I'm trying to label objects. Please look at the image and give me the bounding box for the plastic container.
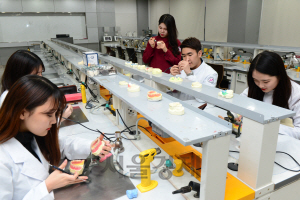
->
[126,189,138,199]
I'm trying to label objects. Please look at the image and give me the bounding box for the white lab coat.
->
[178,60,218,87]
[0,90,8,108]
[241,80,300,139]
[0,134,93,200]
[178,60,218,102]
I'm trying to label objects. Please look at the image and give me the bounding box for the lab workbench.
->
[55,103,193,200]
[45,40,235,199]
[53,102,300,200]
[48,38,293,124]
[52,102,300,200]
[44,39,300,200]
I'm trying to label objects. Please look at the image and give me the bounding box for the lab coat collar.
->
[193,58,205,73]
[3,137,49,181]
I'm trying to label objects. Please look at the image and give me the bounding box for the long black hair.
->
[1,50,45,93]
[158,14,180,56]
[247,51,291,109]
[0,75,65,166]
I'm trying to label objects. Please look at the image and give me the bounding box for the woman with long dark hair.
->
[0,75,111,199]
[1,50,44,93]
[143,14,181,73]
[241,51,300,139]
[0,50,72,120]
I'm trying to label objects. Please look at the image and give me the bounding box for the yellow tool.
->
[242,60,250,64]
[80,84,87,103]
[137,148,161,193]
[172,159,184,177]
[125,73,131,77]
[137,114,255,200]
[111,105,116,111]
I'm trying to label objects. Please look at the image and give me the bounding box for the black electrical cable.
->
[62,109,152,140]
[62,117,112,142]
[122,125,152,135]
[106,124,150,136]
[164,67,172,73]
[120,124,135,132]
[85,100,103,109]
[216,53,224,61]
[84,76,98,99]
[106,107,116,116]
[64,68,97,100]
[60,66,98,102]
[121,136,137,140]
[119,122,152,136]
[275,151,300,172]
[229,150,300,172]
[116,109,134,135]
[68,69,80,83]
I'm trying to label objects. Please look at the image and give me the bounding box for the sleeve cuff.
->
[186,75,197,82]
[23,181,53,200]
[40,181,53,198]
[59,135,93,160]
[164,49,172,58]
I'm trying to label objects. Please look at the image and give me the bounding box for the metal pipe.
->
[135,117,148,140]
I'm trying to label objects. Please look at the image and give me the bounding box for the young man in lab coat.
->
[170,37,218,87]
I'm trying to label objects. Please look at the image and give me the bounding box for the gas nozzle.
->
[154,148,161,155]
[172,186,191,194]
[172,181,200,198]
[189,181,200,198]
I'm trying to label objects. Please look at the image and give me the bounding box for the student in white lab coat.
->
[0,50,72,120]
[170,37,218,103]
[0,75,112,200]
[241,51,300,139]
[170,37,218,87]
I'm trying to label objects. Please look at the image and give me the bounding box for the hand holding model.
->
[45,160,88,192]
[91,134,113,162]
[148,37,156,48]
[178,60,191,74]
[156,41,168,53]
[170,65,181,75]
[61,104,73,121]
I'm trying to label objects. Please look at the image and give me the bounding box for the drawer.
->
[237,72,247,83]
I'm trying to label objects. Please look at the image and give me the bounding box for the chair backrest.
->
[126,48,137,62]
[117,46,125,59]
[207,63,224,88]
